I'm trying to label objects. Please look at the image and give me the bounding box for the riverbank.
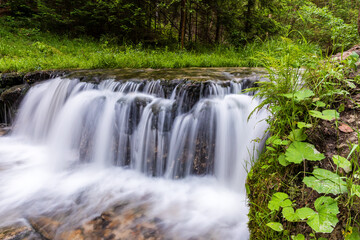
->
[247,45,360,239]
[0,19,319,73]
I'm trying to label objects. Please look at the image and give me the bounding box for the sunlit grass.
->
[0,21,320,73]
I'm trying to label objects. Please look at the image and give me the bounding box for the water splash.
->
[0,76,268,239]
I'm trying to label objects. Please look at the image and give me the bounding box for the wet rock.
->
[0,73,25,88]
[0,84,29,104]
[28,203,165,240]
[0,84,30,123]
[29,217,61,240]
[0,223,43,240]
[332,45,360,60]
[24,71,66,85]
[0,126,10,136]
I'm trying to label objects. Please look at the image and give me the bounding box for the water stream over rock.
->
[0,69,268,239]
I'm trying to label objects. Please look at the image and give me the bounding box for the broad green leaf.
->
[306,196,339,233]
[332,155,352,173]
[266,222,284,232]
[294,89,315,101]
[281,89,314,101]
[273,139,290,146]
[268,192,292,211]
[351,184,360,198]
[279,154,291,167]
[296,207,316,220]
[315,101,326,107]
[292,234,305,240]
[297,122,313,129]
[288,129,307,142]
[309,110,339,121]
[282,206,299,222]
[303,168,347,194]
[285,142,325,164]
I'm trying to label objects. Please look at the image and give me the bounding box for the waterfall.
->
[0,75,268,239]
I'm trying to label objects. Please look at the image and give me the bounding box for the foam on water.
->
[0,77,268,239]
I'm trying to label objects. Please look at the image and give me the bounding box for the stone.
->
[29,217,61,239]
[28,203,165,240]
[0,73,24,88]
[24,71,61,85]
[0,84,29,105]
[0,223,43,240]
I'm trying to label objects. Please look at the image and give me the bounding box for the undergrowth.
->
[247,38,360,239]
[0,19,319,72]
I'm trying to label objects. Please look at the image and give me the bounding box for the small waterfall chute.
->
[0,74,268,239]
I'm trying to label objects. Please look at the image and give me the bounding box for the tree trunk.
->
[358,6,360,37]
[215,12,221,44]
[245,0,255,34]
[180,0,186,49]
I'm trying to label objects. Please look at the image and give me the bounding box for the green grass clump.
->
[0,20,319,73]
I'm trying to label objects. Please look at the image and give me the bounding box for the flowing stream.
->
[0,74,268,239]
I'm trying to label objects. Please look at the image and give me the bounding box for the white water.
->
[0,77,268,239]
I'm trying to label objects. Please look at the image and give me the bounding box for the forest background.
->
[1,0,360,54]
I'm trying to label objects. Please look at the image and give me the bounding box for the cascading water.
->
[0,74,268,239]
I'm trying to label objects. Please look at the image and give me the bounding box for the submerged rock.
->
[27,203,164,240]
[0,223,43,240]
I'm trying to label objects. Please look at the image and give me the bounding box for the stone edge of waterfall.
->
[0,68,267,125]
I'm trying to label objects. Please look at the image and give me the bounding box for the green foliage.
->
[303,168,348,194]
[292,234,305,240]
[2,0,359,52]
[249,36,360,239]
[351,184,360,198]
[309,109,340,121]
[332,155,352,173]
[289,2,359,53]
[306,196,339,233]
[281,89,315,101]
[288,129,307,142]
[285,142,325,164]
[345,227,360,240]
[267,191,340,233]
[0,20,321,72]
[297,122,312,129]
[268,192,292,211]
[296,207,315,220]
[266,222,284,232]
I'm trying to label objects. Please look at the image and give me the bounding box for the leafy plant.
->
[309,109,340,121]
[332,155,352,173]
[285,142,325,164]
[303,168,348,194]
[267,192,340,233]
[306,196,339,233]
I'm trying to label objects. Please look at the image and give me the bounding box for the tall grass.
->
[0,20,320,72]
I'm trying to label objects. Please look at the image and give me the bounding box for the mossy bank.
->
[247,44,360,240]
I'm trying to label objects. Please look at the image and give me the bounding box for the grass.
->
[0,20,320,73]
